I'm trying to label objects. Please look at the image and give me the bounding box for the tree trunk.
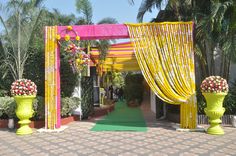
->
[17,11,21,79]
[199,42,209,77]
[219,52,225,77]
[225,57,231,82]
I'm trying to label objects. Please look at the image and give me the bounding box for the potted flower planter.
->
[11,79,37,135]
[14,95,36,135]
[203,92,226,135]
[201,76,228,135]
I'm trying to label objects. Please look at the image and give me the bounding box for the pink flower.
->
[11,79,37,96]
[200,76,228,93]
[64,42,90,73]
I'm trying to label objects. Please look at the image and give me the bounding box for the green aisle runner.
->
[91,101,147,132]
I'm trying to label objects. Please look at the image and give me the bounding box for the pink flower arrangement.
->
[64,43,90,73]
[200,76,228,93]
[11,79,37,96]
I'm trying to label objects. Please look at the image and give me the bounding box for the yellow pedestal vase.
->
[14,96,36,135]
[203,92,227,135]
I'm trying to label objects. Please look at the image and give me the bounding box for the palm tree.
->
[49,9,77,26]
[75,0,118,70]
[195,0,236,80]
[131,0,236,82]
[0,0,45,80]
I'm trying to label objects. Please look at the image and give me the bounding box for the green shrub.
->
[61,97,79,117]
[33,96,45,120]
[0,89,8,97]
[0,97,16,119]
[60,52,77,97]
[223,93,236,114]
[81,77,94,119]
[223,80,236,114]
[0,95,84,120]
[33,96,81,119]
[124,73,144,104]
[24,48,45,96]
[197,89,206,114]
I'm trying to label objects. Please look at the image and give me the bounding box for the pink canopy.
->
[57,24,129,40]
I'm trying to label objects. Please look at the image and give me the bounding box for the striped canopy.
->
[90,42,140,72]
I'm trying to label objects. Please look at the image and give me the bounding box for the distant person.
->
[118,87,124,101]
[108,85,113,100]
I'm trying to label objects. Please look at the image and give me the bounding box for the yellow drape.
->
[126,22,197,129]
[45,26,58,129]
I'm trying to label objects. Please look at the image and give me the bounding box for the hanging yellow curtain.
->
[126,22,197,129]
[45,26,58,129]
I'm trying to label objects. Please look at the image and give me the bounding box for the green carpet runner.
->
[91,101,147,132]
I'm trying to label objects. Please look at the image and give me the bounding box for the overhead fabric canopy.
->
[90,42,140,72]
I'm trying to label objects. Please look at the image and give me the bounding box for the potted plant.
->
[4,98,16,129]
[201,76,228,135]
[11,79,37,135]
[0,96,16,129]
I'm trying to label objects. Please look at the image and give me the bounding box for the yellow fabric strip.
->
[45,26,57,129]
[126,22,197,129]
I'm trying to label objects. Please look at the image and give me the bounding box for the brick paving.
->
[0,99,236,156]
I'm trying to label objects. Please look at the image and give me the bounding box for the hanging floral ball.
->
[200,76,228,93]
[11,79,37,96]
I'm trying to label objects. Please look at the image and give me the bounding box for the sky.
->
[43,0,157,23]
[0,0,158,40]
[42,0,158,42]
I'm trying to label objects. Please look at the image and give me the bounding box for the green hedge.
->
[0,96,80,120]
[81,76,94,119]
[0,97,16,119]
[124,73,144,105]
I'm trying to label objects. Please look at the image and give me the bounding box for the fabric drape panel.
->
[126,22,197,129]
[45,26,59,129]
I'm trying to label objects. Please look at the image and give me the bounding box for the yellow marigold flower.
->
[76,36,80,41]
[56,34,61,40]
[65,34,70,41]
[76,59,81,63]
[67,26,73,31]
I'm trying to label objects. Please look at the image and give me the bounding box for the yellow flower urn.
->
[203,92,226,135]
[14,96,36,135]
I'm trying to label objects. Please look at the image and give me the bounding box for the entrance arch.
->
[44,22,196,130]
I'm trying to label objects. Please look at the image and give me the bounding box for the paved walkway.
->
[0,99,236,156]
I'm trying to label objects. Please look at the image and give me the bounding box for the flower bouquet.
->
[200,76,228,93]
[201,76,228,135]
[11,79,37,135]
[11,79,37,96]
[64,43,90,75]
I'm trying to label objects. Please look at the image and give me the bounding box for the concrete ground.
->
[0,99,236,156]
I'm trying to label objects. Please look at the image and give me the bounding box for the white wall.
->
[150,90,156,113]
[229,63,236,86]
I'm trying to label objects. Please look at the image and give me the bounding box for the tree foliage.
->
[133,0,236,83]
[0,0,44,80]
